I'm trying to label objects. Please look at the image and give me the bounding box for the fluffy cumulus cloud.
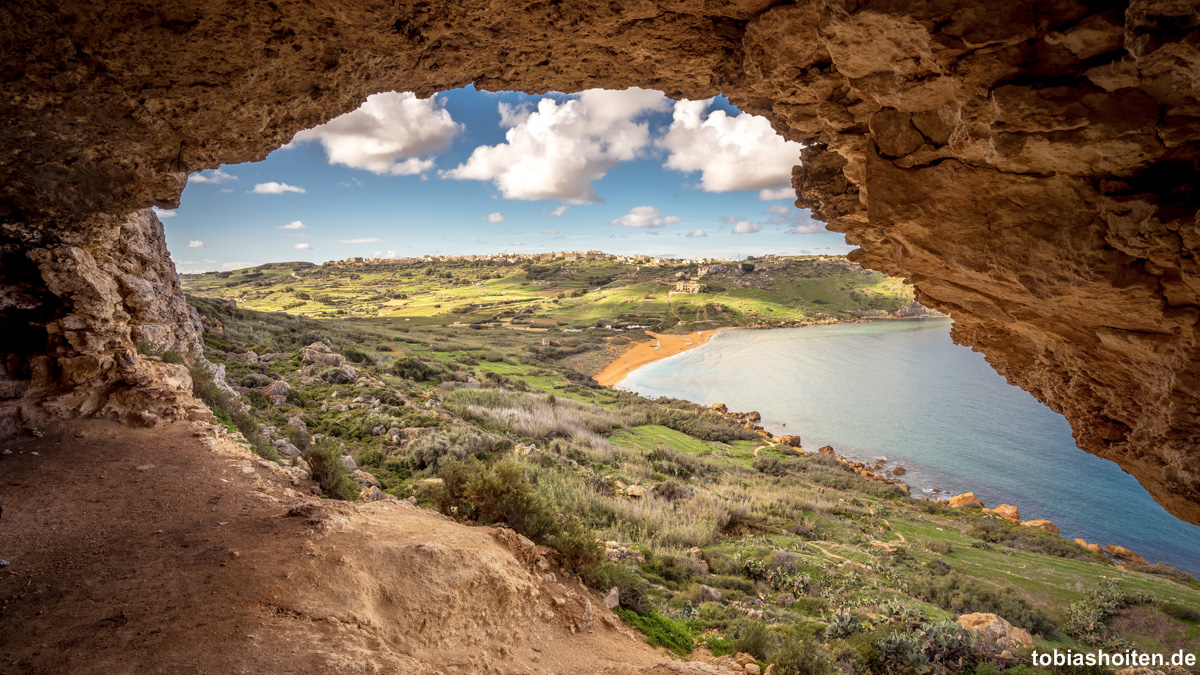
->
[758,187,796,201]
[292,92,460,176]
[190,168,237,184]
[485,212,504,223]
[732,220,763,234]
[610,206,682,229]
[685,229,707,238]
[548,205,569,217]
[251,182,305,194]
[276,220,306,230]
[444,87,670,203]
[294,243,313,250]
[187,240,205,248]
[659,99,802,199]
[153,208,176,218]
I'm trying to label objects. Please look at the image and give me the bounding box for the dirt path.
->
[0,419,687,674]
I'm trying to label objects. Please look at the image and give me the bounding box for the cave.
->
[1,0,1198,526]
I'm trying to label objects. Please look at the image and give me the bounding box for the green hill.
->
[181,254,923,331]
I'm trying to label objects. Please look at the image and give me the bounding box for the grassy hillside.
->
[171,297,1200,675]
[181,255,918,332]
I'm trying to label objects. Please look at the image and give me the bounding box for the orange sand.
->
[593,328,728,388]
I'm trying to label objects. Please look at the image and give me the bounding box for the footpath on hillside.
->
[0,419,732,674]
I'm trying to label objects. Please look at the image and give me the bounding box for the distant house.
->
[675,280,705,293]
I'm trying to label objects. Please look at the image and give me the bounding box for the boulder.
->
[269,395,287,406]
[340,455,358,470]
[891,466,907,476]
[710,403,728,413]
[949,492,984,508]
[989,504,1021,522]
[1103,544,1148,565]
[818,445,835,456]
[323,364,357,384]
[359,486,389,502]
[266,380,290,397]
[957,613,1034,653]
[225,351,259,364]
[1021,519,1060,536]
[776,434,802,448]
[1074,538,1104,554]
[273,439,302,459]
[352,469,382,489]
[747,411,761,422]
[625,485,646,499]
[603,587,620,610]
[302,347,346,367]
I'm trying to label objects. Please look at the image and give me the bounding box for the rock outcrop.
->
[1,0,1199,523]
[1104,544,1149,565]
[949,492,984,509]
[1021,519,1061,536]
[957,612,1035,652]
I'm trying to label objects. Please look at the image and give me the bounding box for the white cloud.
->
[787,223,826,234]
[292,92,460,176]
[759,187,796,201]
[610,206,681,229]
[761,204,828,234]
[732,221,763,234]
[659,99,802,195]
[153,208,176,218]
[251,182,306,194]
[294,243,313,250]
[190,168,237,184]
[276,220,307,230]
[443,87,670,203]
[549,205,569,217]
[331,238,383,244]
[221,262,252,270]
[541,228,560,235]
[187,240,205,248]
[765,204,790,216]
[685,229,707,238]
[485,212,504,223]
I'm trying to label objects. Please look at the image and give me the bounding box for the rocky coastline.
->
[705,399,1162,573]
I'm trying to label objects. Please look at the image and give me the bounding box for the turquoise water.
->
[620,318,1200,574]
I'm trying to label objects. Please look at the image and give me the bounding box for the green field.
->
[181,255,920,332]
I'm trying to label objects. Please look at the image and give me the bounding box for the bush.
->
[433,458,603,576]
[1141,563,1198,585]
[825,613,863,640]
[302,437,361,501]
[772,637,835,675]
[908,572,1055,636]
[1160,601,1200,622]
[753,456,788,476]
[1064,579,1128,644]
[615,609,695,655]
[919,537,953,554]
[389,355,440,381]
[342,347,376,365]
[727,618,776,662]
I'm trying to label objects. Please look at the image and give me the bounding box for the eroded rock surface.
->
[1,0,1198,521]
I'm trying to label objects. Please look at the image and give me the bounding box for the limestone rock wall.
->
[0,209,204,432]
[0,0,1197,522]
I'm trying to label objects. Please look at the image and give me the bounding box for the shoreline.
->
[593,315,948,389]
[593,328,731,388]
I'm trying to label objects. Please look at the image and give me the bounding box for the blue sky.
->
[163,86,853,273]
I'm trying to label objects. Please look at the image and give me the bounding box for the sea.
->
[619,317,1200,575]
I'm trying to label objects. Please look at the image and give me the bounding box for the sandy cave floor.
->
[0,419,721,675]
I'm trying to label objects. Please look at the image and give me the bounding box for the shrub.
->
[1160,601,1200,622]
[753,456,788,476]
[772,637,835,675]
[136,342,185,364]
[615,609,696,655]
[1064,579,1128,644]
[727,618,776,662]
[302,437,361,501]
[908,572,1055,636]
[872,631,929,675]
[389,355,440,381]
[1141,563,1198,585]
[825,613,863,640]
[919,537,953,555]
[342,346,376,365]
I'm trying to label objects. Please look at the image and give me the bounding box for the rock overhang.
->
[0,0,1197,523]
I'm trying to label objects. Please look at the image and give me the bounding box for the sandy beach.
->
[593,328,728,388]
